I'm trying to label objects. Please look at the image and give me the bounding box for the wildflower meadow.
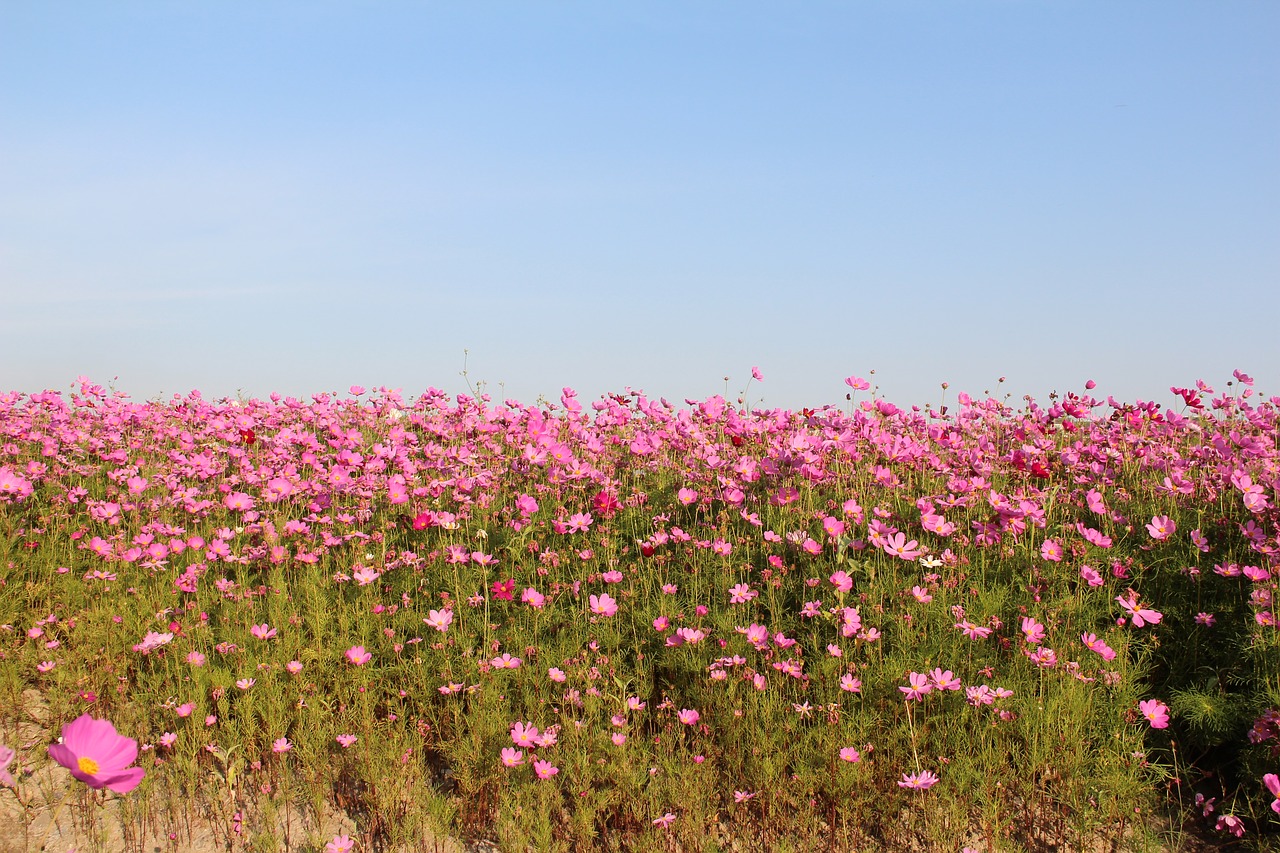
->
[1,373,1278,852]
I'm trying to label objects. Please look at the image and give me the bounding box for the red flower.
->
[238,428,256,445]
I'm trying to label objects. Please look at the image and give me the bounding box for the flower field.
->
[1,373,1278,852]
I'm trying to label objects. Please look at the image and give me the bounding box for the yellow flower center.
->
[77,756,100,775]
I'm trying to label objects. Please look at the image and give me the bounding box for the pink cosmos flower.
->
[521,587,546,609]
[500,747,524,767]
[1263,773,1280,815]
[326,834,356,853]
[511,722,540,748]
[1145,515,1176,541]
[345,646,372,666]
[1139,699,1170,729]
[677,488,698,506]
[1021,617,1046,645]
[565,512,593,533]
[424,609,453,633]
[829,571,854,593]
[883,532,921,561]
[1079,566,1104,587]
[928,669,962,691]
[336,734,358,748]
[533,759,558,779]
[845,376,870,391]
[653,813,676,829]
[677,709,700,726]
[0,744,14,787]
[1215,814,1244,838]
[589,593,618,617]
[899,672,932,701]
[249,624,277,641]
[1116,593,1162,627]
[729,583,757,604]
[47,714,145,793]
[839,747,861,763]
[272,738,292,754]
[898,770,939,790]
[1040,539,1064,562]
[1081,633,1117,661]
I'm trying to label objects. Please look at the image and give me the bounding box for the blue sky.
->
[2,2,1276,410]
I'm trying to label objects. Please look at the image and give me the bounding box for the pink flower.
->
[0,744,15,787]
[1021,617,1046,645]
[250,623,277,641]
[500,747,524,767]
[1215,814,1245,838]
[1081,633,1117,661]
[521,588,546,609]
[1079,566,1104,587]
[511,722,540,748]
[286,660,303,674]
[1116,593,1162,628]
[839,747,861,763]
[589,593,618,617]
[677,709,700,726]
[728,583,757,604]
[1040,539,1063,562]
[47,714,145,793]
[899,672,932,701]
[424,609,453,633]
[336,734,358,748]
[345,646,372,666]
[533,759,558,779]
[272,738,292,754]
[175,702,195,718]
[1145,515,1176,541]
[845,376,870,391]
[652,813,676,829]
[1139,699,1170,729]
[898,770,939,790]
[1263,773,1280,815]
[326,834,356,853]
[829,571,854,593]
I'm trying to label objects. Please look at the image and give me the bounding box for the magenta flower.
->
[424,609,453,633]
[533,759,558,779]
[47,714,145,793]
[1139,699,1170,729]
[326,834,356,853]
[1263,773,1280,815]
[0,744,15,787]
[345,646,372,666]
[676,709,700,726]
[898,770,939,790]
[899,672,932,701]
[589,593,618,618]
[1145,515,1176,541]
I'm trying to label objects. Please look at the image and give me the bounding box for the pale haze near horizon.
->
[2,3,1276,411]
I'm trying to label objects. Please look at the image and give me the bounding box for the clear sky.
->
[2,2,1276,411]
